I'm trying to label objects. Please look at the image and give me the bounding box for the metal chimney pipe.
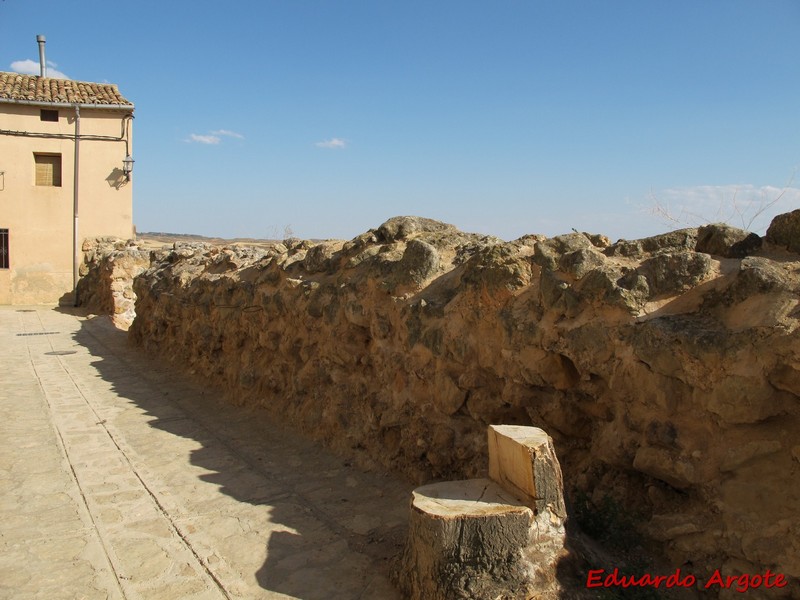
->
[36,35,46,77]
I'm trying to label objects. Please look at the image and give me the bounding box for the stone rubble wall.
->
[78,238,149,329]
[122,215,800,588]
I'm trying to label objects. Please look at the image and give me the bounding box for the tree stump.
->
[396,426,566,600]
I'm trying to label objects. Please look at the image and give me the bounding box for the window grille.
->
[0,229,8,269]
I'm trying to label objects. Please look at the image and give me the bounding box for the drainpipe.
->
[73,105,80,306]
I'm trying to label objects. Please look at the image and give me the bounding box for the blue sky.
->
[3,1,799,241]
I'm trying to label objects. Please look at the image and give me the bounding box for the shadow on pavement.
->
[68,311,410,599]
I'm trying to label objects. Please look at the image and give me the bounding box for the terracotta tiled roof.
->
[0,71,133,108]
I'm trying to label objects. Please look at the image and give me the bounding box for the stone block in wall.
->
[766,209,800,254]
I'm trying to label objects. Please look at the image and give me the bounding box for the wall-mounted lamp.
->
[122,155,134,181]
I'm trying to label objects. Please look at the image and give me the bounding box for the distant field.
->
[136,231,283,250]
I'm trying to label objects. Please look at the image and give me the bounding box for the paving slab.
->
[0,306,412,599]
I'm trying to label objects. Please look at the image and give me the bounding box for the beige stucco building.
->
[0,71,134,305]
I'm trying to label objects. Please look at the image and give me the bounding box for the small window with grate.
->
[34,153,62,187]
[0,229,8,269]
[40,109,59,122]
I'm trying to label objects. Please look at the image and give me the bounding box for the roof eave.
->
[0,97,134,111]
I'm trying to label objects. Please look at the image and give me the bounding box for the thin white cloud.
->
[647,183,800,234]
[186,129,244,145]
[187,134,221,145]
[315,137,347,149]
[211,129,244,139]
[10,58,70,80]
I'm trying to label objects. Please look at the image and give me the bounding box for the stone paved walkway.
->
[0,306,412,599]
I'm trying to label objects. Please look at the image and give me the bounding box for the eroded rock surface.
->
[78,238,149,329]
[123,214,800,589]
